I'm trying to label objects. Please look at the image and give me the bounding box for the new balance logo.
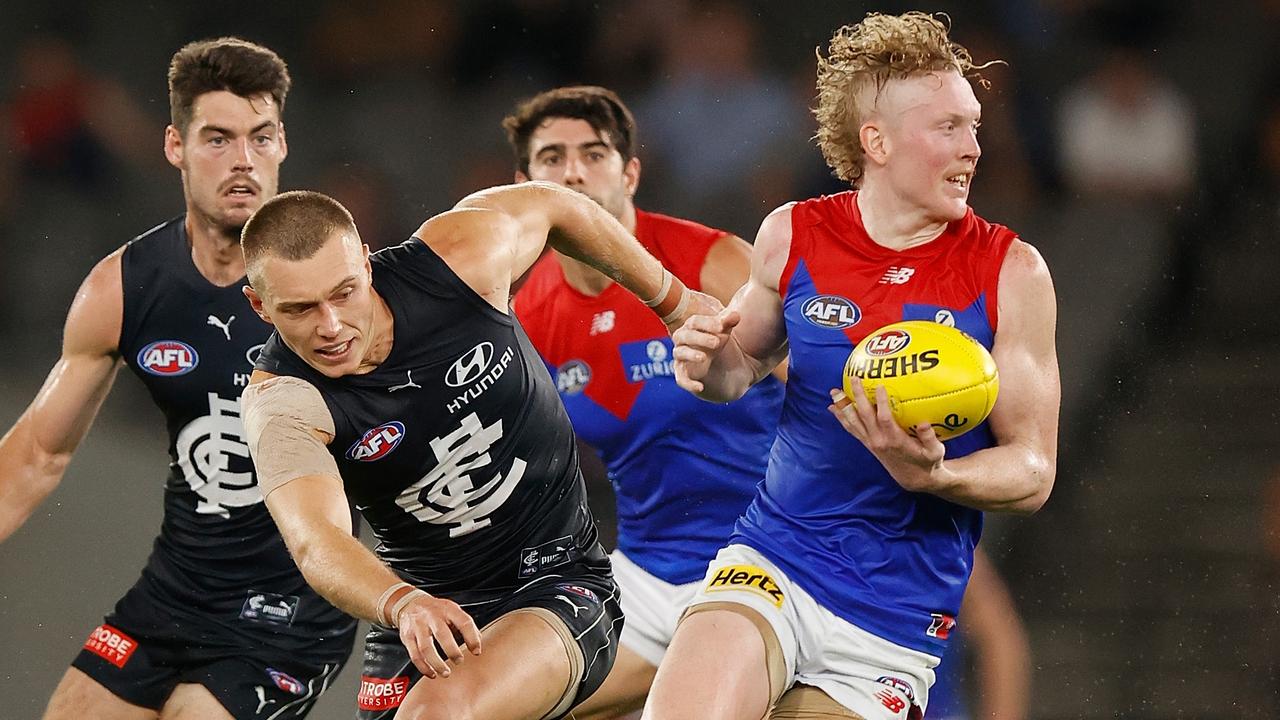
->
[879,267,915,285]
[589,310,616,335]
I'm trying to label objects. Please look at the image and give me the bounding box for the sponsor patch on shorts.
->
[876,676,917,703]
[704,564,785,608]
[358,675,411,711]
[240,591,300,626]
[926,612,956,639]
[555,583,599,604]
[518,535,576,578]
[83,624,138,669]
[267,668,306,696]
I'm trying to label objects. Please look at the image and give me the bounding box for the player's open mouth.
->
[315,339,353,360]
[226,185,256,197]
[946,173,970,190]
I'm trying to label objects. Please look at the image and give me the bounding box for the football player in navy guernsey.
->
[238,183,718,720]
[0,38,355,719]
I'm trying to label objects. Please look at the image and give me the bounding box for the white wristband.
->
[390,589,430,628]
[659,288,691,325]
[375,582,413,626]
[642,269,673,308]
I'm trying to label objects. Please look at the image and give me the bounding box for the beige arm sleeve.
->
[241,376,342,498]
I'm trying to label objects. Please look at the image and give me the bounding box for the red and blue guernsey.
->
[732,191,1016,657]
[515,210,784,585]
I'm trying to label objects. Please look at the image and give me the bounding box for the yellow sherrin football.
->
[842,320,999,441]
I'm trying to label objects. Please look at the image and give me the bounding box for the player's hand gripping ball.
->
[842,320,998,441]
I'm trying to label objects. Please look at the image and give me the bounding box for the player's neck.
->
[856,185,948,251]
[355,289,395,373]
[556,202,636,297]
[185,214,246,287]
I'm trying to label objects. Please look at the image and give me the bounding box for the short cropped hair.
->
[169,37,291,135]
[502,85,638,175]
[815,12,987,185]
[241,190,356,289]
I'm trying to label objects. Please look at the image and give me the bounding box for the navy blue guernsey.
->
[118,217,355,655]
[256,239,609,604]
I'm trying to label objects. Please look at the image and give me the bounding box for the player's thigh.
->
[641,605,777,720]
[43,667,158,720]
[158,683,235,720]
[569,644,658,720]
[396,608,572,720]
[769,685,867,720]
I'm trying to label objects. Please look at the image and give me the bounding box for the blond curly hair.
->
[815,12,985,185]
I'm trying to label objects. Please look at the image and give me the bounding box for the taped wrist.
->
[376,582,429,627]
[643,269,689,322]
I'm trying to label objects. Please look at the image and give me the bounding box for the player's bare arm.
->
[673,204,792,402]
[830,240,1059,513]
[699,233,790,385]
[242,371,482,678]
[421,181,720,328]
[0,251,124,542]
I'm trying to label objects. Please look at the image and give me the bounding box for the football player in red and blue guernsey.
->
[506,86,785,719]
[648,12,1060,720]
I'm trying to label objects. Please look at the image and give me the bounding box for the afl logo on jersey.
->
[865,329,911,356]
[556,360,591,395]
[138,340,199,376]
[346,421,405,462]
[446,342,494,387]
[801,295,861,329]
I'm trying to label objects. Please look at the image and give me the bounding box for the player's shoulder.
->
[755,201,799,252]
[999,237,1053,287]
[788,190,855,224]
[960,207,1020,246]
[637,209,728,246]
[121,215,186,258]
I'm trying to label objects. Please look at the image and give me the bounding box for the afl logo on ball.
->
[864,329,911,356]
[138,340,199,376]
[346,422,405,462]
[801,295,861,329]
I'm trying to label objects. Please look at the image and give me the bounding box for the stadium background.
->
[1,1,1277,717]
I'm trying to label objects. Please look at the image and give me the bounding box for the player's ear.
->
[163,125,184,169]
[860,120,888,167]
[623,156,641,198]
[243,284,272,324]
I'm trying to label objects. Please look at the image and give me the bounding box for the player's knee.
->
[674,605,768,663]
[394,697,464,720]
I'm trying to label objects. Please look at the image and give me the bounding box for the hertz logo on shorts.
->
[705,565,785,607]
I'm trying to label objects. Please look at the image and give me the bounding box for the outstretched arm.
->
[242,373,482,679]
[415,181,719,329]
[0,252,123,541]
[671,204,792,402]
[829,239,1059,513]
[699,233,789,384]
